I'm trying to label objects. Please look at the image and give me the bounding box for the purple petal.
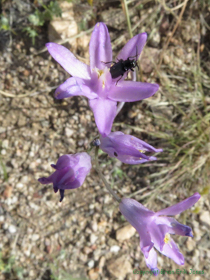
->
[89,98,117,136]
[148,222,169,251]
[46,43,90,79]
[155,237,185,266]
[108,81,159,102]
[89,22,112,71]
[53,167,75,187]
[54,155,79,170]
[59,189,65,202]
[156,193,201,216]
[116,155,157,164]
[144,248,159,276]
[100,132,162,164]
[54,77,97,100]
[101,132,162,154]
[38,176,53,185]
[156,217,193,237]
[120,198,154,256]
[117,33,147,61]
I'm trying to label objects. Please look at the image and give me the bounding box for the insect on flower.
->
[104,47,139,84]
[46,23,159,136]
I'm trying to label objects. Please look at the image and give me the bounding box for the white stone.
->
[65,127,74,137]
[90,234,98,244]
[88,260,94,268]
[16,182,24,189]
[31,234,39,241]
[199,211,210,226]
[48,1,78,49]
[110,245,120,253]
[116,224,136,242]
[8,224,17,234]
[1,149,6,155]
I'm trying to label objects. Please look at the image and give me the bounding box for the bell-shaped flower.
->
[38,152,92,202]
[46,22,159,136]
[119,192,201,275]
[99,131,162,164]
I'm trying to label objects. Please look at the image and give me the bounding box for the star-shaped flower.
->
[119,192,201,275]
[46,22,159,136]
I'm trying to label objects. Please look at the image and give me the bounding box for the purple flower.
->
[38,152,91,202]
[46,22,159,136]
[99,131,162,164]
[119,193,201,275]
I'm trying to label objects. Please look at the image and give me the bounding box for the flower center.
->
[164,233,170,244]
[164,233,173,248]
[96,69,104,78]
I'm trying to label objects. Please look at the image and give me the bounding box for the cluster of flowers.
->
[38,22,200,275]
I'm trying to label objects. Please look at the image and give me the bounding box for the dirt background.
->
[0,0,209,280]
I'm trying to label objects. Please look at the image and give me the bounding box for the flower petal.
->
[156,217,193,237]
[108,81,159,102]
[119,198,154,256]
[148,222,169,251]
[89,98,117,136]
[38,175,53,185]
[54,154,79,170]
[156,237,185,266]
[54,77,98,100]
[144,248,159,276]
[115,155,157,164]
[99,131,162,164]
[156,193,201,216]
[116,33,147,61]
[46,43,91,79]
[89,22,112,71]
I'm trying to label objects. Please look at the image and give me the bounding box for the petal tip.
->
[151,268,159,276]
[45,42,54,49]
[186,232,193,238]
[194,192,201,200]
[38,177,49,184]
[141,32,148,39]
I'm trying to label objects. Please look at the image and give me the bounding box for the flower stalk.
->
[94,146,121,203]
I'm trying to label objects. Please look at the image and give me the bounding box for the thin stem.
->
[123,0,133,38]
[95,147,121,203]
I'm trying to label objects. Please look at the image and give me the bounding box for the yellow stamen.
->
[164,233,170,244]
[164,233,173,248]
[97,69,104,78]
[139,150,145,153]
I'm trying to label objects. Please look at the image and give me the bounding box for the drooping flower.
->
[46,22,159,136]
[99,131,162,164]
[38,152,92,202]
[119,193,201,275]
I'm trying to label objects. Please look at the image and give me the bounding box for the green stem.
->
[123,0,133,38]
[95,147,121,203]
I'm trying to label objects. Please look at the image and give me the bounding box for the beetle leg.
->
[115,75,123,85]
[101,60,116,65]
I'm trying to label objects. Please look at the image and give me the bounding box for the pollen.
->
[139,150,145,153]
[97,69,104,78]
[164,233,173,248]
[102,81,105,89]
[164,233,170,244]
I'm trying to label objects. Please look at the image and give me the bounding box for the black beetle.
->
[104,48,139,84]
